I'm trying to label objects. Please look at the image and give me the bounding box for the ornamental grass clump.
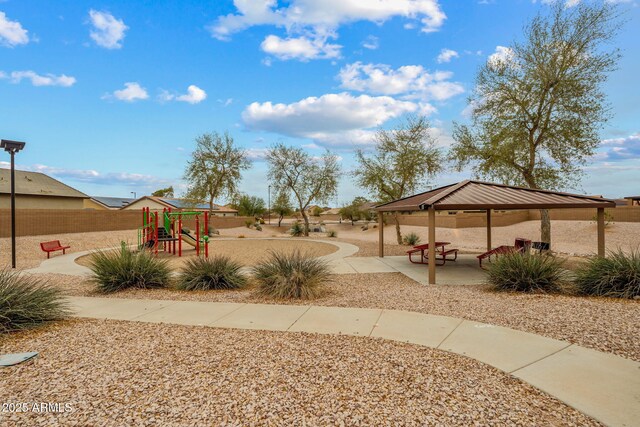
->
[486,252,571,294]
[290,221,305,237]
[88,245,171,293]
[402,232,421,246]
[574,249,640,299]
[0,269,70,334]
[252,250,330,299]
[326,230,338,238]
[176,256,247,291]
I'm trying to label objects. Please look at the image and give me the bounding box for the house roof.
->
[625,196,640,200]
[91,196,136,209]
[320,208,341,215]
[127,196,238,212]
[0,169,88,199]
[375,180,616,212]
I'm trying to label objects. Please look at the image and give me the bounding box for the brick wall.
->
[0,209,254,237]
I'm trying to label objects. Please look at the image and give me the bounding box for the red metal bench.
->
[40,240,71,258]
[477,237,531,266]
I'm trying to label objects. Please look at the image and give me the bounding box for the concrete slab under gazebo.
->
[374,180,616,285]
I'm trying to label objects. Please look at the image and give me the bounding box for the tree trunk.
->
[278,215,283,227]
[393,212,402,244]
[540,209,551,246]
[301,210,310,236]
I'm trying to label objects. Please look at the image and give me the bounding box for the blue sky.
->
[1,0,639,205]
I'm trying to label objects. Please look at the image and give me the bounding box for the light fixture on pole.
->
[131,191,137,199]
[268,185,271,225]
[1,139,26,269]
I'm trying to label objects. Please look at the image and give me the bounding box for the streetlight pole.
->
[268,185,271,225]
[131,191,137,199]
[1,139,26,269]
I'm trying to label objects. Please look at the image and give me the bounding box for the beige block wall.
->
[83,199,109,210]
[0,195,86,210]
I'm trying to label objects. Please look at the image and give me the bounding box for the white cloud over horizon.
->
[104,82,149,102]
[597,132,640,161]
[2,70,76,87]
[338,62,464,103]
[0,11,29,47]
[89,10,128,49]
[159,85,207,104]
[210,0,446,60]
[436,48,459,63]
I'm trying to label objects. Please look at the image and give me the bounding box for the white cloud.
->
[362,35,379,50]
[0,11,29,47]
[104,82,149,102]
[598,132,640,161]
[210,0,445,60]
[338,62,464,102]
[4,70,76,87]
[261,33,341,61]
[89,10,128,49]
[487,45,515,68]
[242,92,419,149]
[160,85,207,104]
[436,48,459,63]
[0,162,169,187]
[245,148,270,161]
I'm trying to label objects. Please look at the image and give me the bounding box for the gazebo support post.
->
[597,208,605,257]
[428,207,436,285]
[486,209,492,251]
[378,213,384,257]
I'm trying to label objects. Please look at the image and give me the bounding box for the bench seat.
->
[40,240,71,259]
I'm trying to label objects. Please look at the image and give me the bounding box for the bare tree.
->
[266,143,340,236]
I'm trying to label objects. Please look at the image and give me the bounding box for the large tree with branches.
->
[450,2,623,244]
[266,143,340,236]
[354,115,443,244]
[184,132,251,216]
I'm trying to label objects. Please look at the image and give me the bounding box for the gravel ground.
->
[42,273,640,362]
[75,239,338,268]
[0,319,599,426]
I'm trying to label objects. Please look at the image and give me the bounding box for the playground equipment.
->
[138,207,209,257]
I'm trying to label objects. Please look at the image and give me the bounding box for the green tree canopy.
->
[184,132,251,215]
[449,2,623,243]
[354,115,443,244]
[152,186,174,198]
[271,190,293,227]
[233,194,266,218]
[266,143,340,236]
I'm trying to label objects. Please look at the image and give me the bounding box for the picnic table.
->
[407,242,459,265]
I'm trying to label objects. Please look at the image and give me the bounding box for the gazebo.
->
[374,180,616,285]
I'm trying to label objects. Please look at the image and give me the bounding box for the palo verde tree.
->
[266,143,340,236]
[450,2,623,244]
[184,132,251,216]
[271,190,293,227]
[354,116,443,244]
[233,194,266,218]
[152,186,174,198]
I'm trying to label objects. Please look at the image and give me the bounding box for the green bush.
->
[326,230,337,238]
[574,250,640,299]
[245,219,253,229]
[252,250,331,299]
[486,252,571,293]
[290,221,305,237]
[176,256,247,291]
[0,269,69,333]
[254,223,263,231]
[88,245,171,293]
[402,232,421,246]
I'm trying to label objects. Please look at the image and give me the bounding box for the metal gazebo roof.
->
[374,180,616,212]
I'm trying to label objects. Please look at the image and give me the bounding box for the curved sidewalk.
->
[67,296,639,427]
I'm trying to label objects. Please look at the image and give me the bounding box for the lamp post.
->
[131,191,137,199]
[1,139,26,269]
[268,185,271,225]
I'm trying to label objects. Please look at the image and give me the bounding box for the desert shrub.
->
[252,250,330,299]
[486,252,571,293]
[402,232,421,246]
[258,218,265,224]
[0,270,70,334]
[326,230,338,238]
[574,250,640,299]
[290,221,304,237]
[176,256,247,291]
[88,245,171,293]
[254,223,263,231]
[237,235,246,238]
[245,219,253,229]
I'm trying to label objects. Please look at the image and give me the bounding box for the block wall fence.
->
[0,209,253,238]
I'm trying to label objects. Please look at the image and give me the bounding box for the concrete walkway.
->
[68,296,639,427]
[24,239,485,285]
